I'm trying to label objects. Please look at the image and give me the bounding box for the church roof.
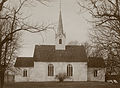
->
[14,57,34,67]
[14,49,105,68]
[33,45,87,62]
[88,57,105,68]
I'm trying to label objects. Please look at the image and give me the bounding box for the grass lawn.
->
[4,82,120,88]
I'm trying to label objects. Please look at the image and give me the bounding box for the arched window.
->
[23,69,27,77]
[48,64,54,76]
[94,70,98,77]
[59,39,62,44]
[67,64,73,76]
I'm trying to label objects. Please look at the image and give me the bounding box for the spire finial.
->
[60,0,61,12]
[57,0,65,35]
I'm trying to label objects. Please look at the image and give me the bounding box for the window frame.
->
[94,70,98,77]
[59,39,62,44]
[23,69,27,77]
[67,64,73,76]
[48,64,54,76]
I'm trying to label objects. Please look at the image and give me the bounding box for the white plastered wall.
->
[15,62,87,82]
[30,62,87,82]
[87,68,105,82]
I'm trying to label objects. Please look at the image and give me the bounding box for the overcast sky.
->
[16,0,92,57]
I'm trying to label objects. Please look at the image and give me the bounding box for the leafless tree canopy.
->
[0,0,53,88]
[78,0,120,75]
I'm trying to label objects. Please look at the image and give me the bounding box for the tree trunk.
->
[0,69,5,88]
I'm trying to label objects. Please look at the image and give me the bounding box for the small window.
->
[59,39,62,44]
[23,69,27,77]
[67,64,73,76]
[48,64,54,76]
[94,70,98,77]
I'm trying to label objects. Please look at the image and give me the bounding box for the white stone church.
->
[14,10,106,82]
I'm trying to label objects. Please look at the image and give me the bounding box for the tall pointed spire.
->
[57,0,64,35]
[55,0,66,50]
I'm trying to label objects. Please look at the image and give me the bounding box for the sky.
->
[15,0,92,57]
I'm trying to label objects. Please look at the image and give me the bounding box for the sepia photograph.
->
[0,0,120,88]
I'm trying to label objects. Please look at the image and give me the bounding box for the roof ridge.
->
[17,57,33,58]
[35,45,55,46]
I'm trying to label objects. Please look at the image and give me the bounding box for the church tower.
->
[55,1,66,50]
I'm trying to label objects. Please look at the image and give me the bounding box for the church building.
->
[14,8,106,82]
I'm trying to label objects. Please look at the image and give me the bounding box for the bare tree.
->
[0,16,22,87]
[82,42,105,58]
[0,0,7,12]
[78,0,120,75]
[0,0,53,88]
[82,42,93,57]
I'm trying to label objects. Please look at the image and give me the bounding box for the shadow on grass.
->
[4,81,120,88]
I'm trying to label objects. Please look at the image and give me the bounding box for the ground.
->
[4,82,120,88]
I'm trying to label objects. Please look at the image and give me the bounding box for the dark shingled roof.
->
[88,57,105,68]
[33,45,87,62]
[14,57,34,67]
[14,45,87,67]
[14,46,105,68]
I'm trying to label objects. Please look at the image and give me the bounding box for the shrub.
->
[55,73,70,82]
